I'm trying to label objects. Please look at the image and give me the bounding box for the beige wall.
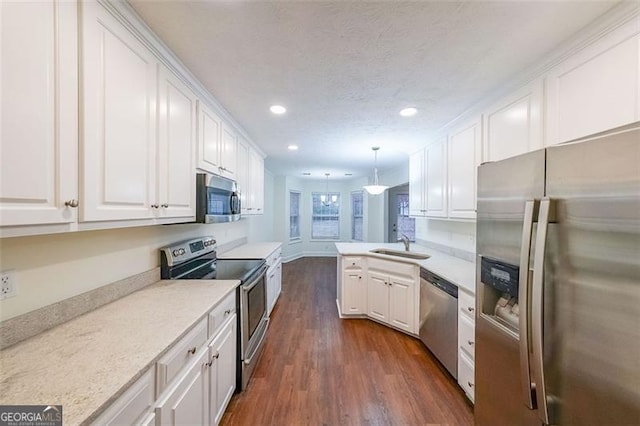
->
[0,218,265,322]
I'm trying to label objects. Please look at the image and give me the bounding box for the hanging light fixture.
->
[321,173,338,206]
[363,147,389,195]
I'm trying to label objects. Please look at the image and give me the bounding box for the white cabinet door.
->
[210,316,236,426]
[425,139,447,218]
[81,0,157,222]
[367,271,389,323]
[220,123,237,179]
[342,269,366,315]
[448,117,481,220]
[409,149,426,216]
[275,261,282,302]
[197,101,222,174]
[483,79,543,162]
[156,349,209,426]
[236,136,250,213]
[266,265,277,315]
[157,66,196,219]
[247,148,264,214]
[546,17,640,145]
[0,0,77,227]
[388,275,415,333]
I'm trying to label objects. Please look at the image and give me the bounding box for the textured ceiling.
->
[129,1,617,180]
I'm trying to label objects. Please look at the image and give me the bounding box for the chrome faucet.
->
[400,234,410,251]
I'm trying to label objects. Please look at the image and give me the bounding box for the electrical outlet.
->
[0,270,16,300]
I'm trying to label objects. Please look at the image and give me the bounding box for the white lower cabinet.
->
[265,246,283,315]
[156,348,209,426]
[90,368,155,425]
[209,316,237,425]
[157,314,237,426]
[367,260,418,334]
[457,288,476,402]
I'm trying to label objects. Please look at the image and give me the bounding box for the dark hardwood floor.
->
[222,257,473,425]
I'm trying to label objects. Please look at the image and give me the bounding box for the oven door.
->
[238,265,269,390]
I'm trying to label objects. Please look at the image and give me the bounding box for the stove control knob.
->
[179,249,186,255]
[173,249,180,256]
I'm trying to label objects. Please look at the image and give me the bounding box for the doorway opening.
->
[386,184,415,243]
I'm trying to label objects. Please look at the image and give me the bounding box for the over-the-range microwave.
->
[195,172,241,223]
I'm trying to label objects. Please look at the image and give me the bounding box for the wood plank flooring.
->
[222,257,473,425]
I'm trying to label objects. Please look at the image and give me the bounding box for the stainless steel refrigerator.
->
[475,125,640,425]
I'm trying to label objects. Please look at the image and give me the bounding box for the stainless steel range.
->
[160,237,269,391]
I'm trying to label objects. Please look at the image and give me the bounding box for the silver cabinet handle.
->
[151,204,159,209]
[161,203,169,208]
[468,381,474,388]
[187,346,196,355]
[213,351,220,360]
[65,199,79,208]
[466,306,475,312]
[467,340,474,346]
[224,309,231,316]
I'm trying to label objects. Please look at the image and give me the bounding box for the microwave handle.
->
[230,192,240,214]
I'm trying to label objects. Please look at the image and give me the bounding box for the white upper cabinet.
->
[409,150,426,216]
[220,123,237,179]
[0,0,78,227]
[157,66,196,219]
[80,0,157,222]
[546,16,640,145]
[236,136,250,213]
[197,101,223,174]
[425,138,447,218]
[447,117,481,220]
[246,148,264,215]
[483,79,543,161]
[196,101,237,179]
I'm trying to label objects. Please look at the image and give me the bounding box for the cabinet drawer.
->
[156,317,208,396]
[368,257,415,278]
[208,291,236,339]
[266,247,282,267]
[343,256,365,270]
[458,351,475,402]
[91,368,154,425]
[459,289,476,320]
[459,314,475,360]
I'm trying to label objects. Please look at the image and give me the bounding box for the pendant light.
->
[363,147,389,195]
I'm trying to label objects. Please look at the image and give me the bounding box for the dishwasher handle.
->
[420,268,458,299]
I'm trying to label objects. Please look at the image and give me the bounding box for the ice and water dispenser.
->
[479,257,521,332]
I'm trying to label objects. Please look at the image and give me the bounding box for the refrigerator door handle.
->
[531,198,555,424]
[518,199,537,409]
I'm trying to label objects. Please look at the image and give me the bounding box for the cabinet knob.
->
[214,352,220,359]
[467,340,475,346]
[224,309,231,316]
[468,381,475,388]
[187,346,197,355]
[151,204,159,209]
[358,276,362,279]
[161,203,169,208]
[64,199,79,208]
[467,306,475,312]
[206,360,212,367]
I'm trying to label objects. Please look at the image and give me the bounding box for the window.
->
[351,191,363,241]
[311,192,340,239]
[397,193,415,241]
[289,191,301,240]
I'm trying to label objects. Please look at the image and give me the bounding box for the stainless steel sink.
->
[369,248,430,260]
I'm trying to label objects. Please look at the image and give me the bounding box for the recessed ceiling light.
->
[400,107,418,117]
[270,105,286,114]
[288,144,299,151]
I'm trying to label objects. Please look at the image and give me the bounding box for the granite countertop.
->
[335,242,476,294]
[0,278,240,425]
[218,242,282,260]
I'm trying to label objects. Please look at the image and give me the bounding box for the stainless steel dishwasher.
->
[419,267,458,378]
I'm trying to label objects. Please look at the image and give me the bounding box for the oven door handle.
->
[244,318,269,365]
[242,266,268,291]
